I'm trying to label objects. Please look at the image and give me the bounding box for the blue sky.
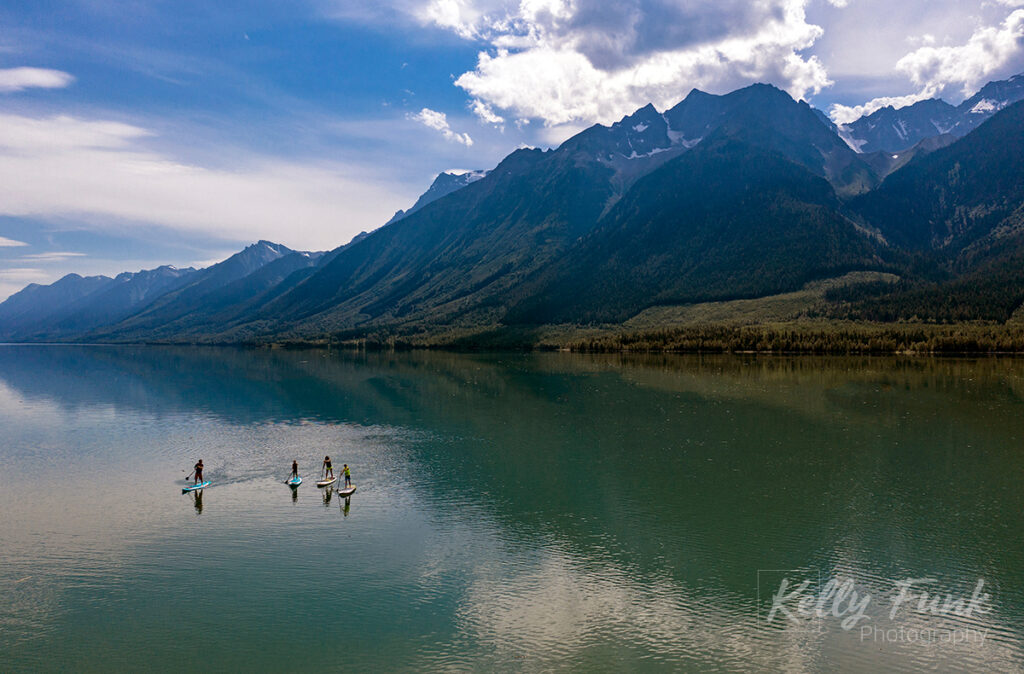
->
[1,0,1023,299]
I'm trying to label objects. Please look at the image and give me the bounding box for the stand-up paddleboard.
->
[182,481,210,493]
[287,476,302,487]
[317,476,337,488]
[338,485,356,497]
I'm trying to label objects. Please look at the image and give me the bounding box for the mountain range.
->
[3,72,1024,345]
[839,74,1024,154]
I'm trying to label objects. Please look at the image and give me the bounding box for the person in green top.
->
[343,464,351,487]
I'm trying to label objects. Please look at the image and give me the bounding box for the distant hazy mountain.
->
[0,273,114,335]
[839,73,1024,154]
[0,241,303,341]
[93,250,324,341]
[43,265,198,337]
[386,170,488,225]
[85,240,301,339]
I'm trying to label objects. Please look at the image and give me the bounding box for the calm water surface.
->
[1,346,1023,671]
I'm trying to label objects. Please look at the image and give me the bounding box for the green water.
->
[1,346,1023,672]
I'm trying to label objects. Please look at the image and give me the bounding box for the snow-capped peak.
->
[445,169,488,180]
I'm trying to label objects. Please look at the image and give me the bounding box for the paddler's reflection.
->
[342,496,351,517]
[323,486,333,506]
[292,487,298,503]
[192,490,203,514]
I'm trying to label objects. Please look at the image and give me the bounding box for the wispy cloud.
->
[0,67,74,93]
[408,107,474,146]
[20,251,88,262]
[0,236,28,247]
[469,98,504,126]
[0,267,46,279]
[0,112,409,252]
[0,267,50,302]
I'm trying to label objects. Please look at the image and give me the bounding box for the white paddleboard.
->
[317,476,337,488]
[338,485,356,497]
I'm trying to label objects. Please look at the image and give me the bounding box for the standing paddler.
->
[187,459,204,485]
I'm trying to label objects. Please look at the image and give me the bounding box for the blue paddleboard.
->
[287,476,302,487]
[183,481,210,493]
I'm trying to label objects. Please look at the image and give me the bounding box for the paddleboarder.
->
[343,464,351,488]
[188,459,204,485]
[291,460,299,479]
[323,455,334,479]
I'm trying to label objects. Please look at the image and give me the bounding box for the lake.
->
[1,345,1023,671]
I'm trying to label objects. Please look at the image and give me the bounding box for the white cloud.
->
[895,9,1024,98]
[830,7,1024,123]
[537,121,589,147]
[0,67,74,93]
[408,0,836,127]
[0,236,28,247]
[469,98,505,125]
[0,267,46,279]
[20,251,88,262]
[0,113,408,252]
[829,91,933,124]
[0,267,49,303]
[408,107,475,145]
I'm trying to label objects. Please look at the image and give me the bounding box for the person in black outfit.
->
[189,459,204,484]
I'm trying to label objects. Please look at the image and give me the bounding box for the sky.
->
[1,0,1023,300]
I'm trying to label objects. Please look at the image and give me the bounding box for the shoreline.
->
[4,321,1024,355]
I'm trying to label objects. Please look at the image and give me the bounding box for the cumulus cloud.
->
[408,107,475,145]
[407,0,836,127]
[896,9,1024,98]
[0,113,407,252]
[830,8,1024,123]
[829,91,933,124]
[0,67,75,93]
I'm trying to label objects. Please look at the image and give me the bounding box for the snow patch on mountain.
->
[837,125,867,153]
[969,98,1004,114]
